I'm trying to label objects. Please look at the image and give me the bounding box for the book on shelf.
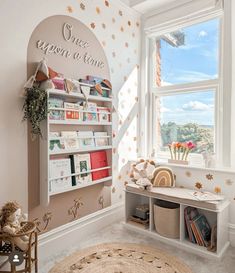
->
[83,102,98,122]
[77,131,95,148]
[97,107,111,122]
[48,98,64,120]
[49,159,72,192]
[94,132,109,146]
[64,102,82,121]
[70,153,92,185]
[193,214,211,247]
[61,131,79,150]
[190,218,204,246]
[184,207,199,244]
[90,150,109,180]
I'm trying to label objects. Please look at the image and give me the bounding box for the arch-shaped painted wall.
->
[27,15,111,231]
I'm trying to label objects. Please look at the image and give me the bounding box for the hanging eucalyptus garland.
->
[23,87,48,138]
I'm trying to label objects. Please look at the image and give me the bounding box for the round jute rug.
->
[49,243,194,273]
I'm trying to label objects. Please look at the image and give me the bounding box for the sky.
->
[159,18,219,126]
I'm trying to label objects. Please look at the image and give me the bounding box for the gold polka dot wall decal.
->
[105,0,109,7]
[67,6,73,13]
[214,186,222,194]
[112,34,116,40]
[113,148,116,154]
[135,97,139,102]
[119,120,122,125]
[127,116,130,121]
[112,52,116,57]
[124,76,127,81]
[119,10,123,16]
[137,64,140,69]
[90,22,96,29]
[96,7,101,14]
[206,174,213,180]
[80,3,85,10]
[120,26,124,32]
[136,22,140,27]
[112,187,116,193]
[125,42,129,47]
[132,33,135,37]
[112,17,116,23]
[134,137,137,141]
[225,179,234,185]
[119,194,123,199]
[185,171,191,177]
[195,182,203,190]
[126,170,129,175]
[128,20,131,26]
[102,23,106,29]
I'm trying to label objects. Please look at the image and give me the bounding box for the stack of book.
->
[184,207,211,247]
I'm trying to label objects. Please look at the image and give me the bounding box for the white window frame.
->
[142,7,232,168]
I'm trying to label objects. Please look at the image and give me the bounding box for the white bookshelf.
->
[40,87,113,206]
[125,185,230,259]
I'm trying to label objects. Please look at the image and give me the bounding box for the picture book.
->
[64,102,82,120]
[94,132,109,146]
[72,153,92,184]
[61,131,79,150]
[49,159,72,192]
[97,107,111,122]
[184,207,199,244]
[83,102,98,122]
[90,150,109,180]
[49,139,65,152]
[77,131,95,147]
[194,214,211,247]
[48,98,64,120]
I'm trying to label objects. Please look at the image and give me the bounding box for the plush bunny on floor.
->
[0,201,29,251]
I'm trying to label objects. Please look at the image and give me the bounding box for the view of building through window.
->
[154,19,219,156]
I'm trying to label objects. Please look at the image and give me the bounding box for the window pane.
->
[156,91,215,154]
[155,19,219,87]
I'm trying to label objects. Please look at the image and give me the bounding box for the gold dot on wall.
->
[90,23,96,29]
[120,26,124,32]
[132,33,135,38]
[128,21,131,26]
[206,174,213,180]
[119,10,123,16]
[214,186,222,194]
[105,0,109,7]
[135,97,139,102]
[112,34,116,40]
[119,194,123,199]
[118,175,122,180]
[185,171,191,177]
[96,7,101,14]
[133,137,137,141]
[112,52,116,57]
[119,120,123,125]
[67,6,73,13]
[80,3,85,10]
[136,64,140,69]
[102,23,106,29]
[112,187,116,193]
[124,76,127,81]
[125,42,129,47]
[112,17,116,23]
[136,22,140,27]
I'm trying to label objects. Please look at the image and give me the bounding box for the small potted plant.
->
[168,141,196,165]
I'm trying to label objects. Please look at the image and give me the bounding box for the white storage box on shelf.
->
[125,184,230,259]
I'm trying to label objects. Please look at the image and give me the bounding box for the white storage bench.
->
[125,184,230,259]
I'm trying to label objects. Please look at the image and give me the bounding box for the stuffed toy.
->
[0,201,29,251]
[130,159,157,190]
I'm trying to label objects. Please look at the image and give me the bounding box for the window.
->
[150,18,221,165]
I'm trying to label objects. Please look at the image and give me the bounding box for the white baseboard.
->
[38,202,124,263]
[229,223,235,247]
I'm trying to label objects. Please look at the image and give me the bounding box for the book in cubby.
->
[49,158,72,192]
[97,107,111,122]
[70,153,92,185]
[184,207,212,248]
[83,102,98,122]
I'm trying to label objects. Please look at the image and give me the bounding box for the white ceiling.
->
[122,0,186,14]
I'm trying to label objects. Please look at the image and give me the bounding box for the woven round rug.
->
[49,243,194,273]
